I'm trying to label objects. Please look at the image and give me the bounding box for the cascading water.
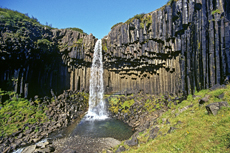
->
[86,39,108,120]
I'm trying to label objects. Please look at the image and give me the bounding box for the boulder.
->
[205,102,229,115]
[209,84,225,91]
[103,138,121,148]
[199,95,210,105]
[217,93,224,99]
[115,146,126,153]
[124,135,138,147]
[148,126,159,140]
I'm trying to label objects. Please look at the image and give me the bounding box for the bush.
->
[111,22,123,29]
[125,13,145,24]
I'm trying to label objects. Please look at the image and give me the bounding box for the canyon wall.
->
[1,0,230,98]
[102,0,230,96]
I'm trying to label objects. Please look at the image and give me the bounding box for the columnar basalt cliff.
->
[1,0,230,99]
[102,0,230,96]
[0,10,97,98]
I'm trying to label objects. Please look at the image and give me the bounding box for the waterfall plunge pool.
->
[71,118,134,141]
[62,117,134,141]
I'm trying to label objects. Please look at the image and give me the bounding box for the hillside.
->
[105,84,230,152]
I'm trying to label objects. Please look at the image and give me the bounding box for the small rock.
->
[166,119,170,124]
[193,95,201,99]
[18,133,24,139]
[62,148,76,153]
[115,146,126,153]
[167,127,177,134]
[124,135,138,147]
[148,126,159,140]
[106,149,113,153]
[217,93,224,99]
[22,145,36,153]
[205,102,229,115]
[179,104,193,113]
[199,95,210,105]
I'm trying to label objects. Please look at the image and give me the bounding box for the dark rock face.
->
[205,101,229,115]
[102,0,230,96]
[0,18,97,98]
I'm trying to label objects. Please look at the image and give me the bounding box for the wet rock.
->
[205,102,229,115]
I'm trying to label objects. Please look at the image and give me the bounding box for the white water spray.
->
[86,39,108,120]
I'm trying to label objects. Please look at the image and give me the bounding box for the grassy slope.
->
[107,85,230,153]
[0,90,48,137]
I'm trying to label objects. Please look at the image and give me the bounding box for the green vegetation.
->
[102,39,108,52]
[108,85,230,153]
[76,38,83,44]
[0,8,41,27]
[0,90,48,137]
[35,38,53,51]
[109,95,136,114]
[66,27,84,34]
[72,38,83,48]
[142,14,152,28]
[166,0,179,6]
[212,9,221,15]
[108,93,166,115]
[111,22,123,29]
[125,13,145,25]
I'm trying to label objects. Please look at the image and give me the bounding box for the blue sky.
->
[1,0,168,39]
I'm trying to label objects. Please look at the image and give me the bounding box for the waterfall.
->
[86,39,108,120]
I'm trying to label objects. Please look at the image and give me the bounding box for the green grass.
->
[0,90,48,137]
[107,84,230,153]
